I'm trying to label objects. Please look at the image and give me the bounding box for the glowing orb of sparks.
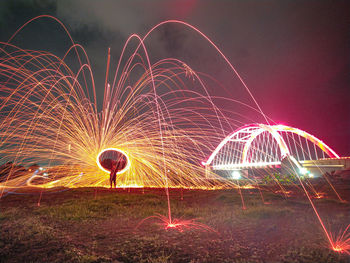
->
[333,246,342,252]
[96,148,130,174]
[166,223,178,229]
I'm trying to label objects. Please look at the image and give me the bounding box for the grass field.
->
[1,185,350,263]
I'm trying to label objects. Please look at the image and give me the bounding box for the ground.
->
[1,183,350,263]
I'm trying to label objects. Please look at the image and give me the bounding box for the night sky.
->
[0,0,349,156]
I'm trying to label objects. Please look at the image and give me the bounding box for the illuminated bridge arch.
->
[203,124,339,170]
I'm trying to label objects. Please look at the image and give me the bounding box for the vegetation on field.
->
[1,187,349,262]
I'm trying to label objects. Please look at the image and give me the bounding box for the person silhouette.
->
[110,161,117,189]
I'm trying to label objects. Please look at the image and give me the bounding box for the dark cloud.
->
[0,0,349,155]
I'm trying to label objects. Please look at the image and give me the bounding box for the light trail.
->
[0,16,348,251]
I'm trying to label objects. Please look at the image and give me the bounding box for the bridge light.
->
[299,167,308,175]
[231,170,241,180]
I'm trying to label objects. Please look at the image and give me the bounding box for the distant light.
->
[39,167,43,171]
[308,173,314,178]
[299,168,308,175]
[43,172,48,176]
[231,170,241,180]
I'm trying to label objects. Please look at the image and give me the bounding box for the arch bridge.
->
[202,124,340,175]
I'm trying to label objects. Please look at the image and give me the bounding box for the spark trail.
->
[0,16,348,253]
